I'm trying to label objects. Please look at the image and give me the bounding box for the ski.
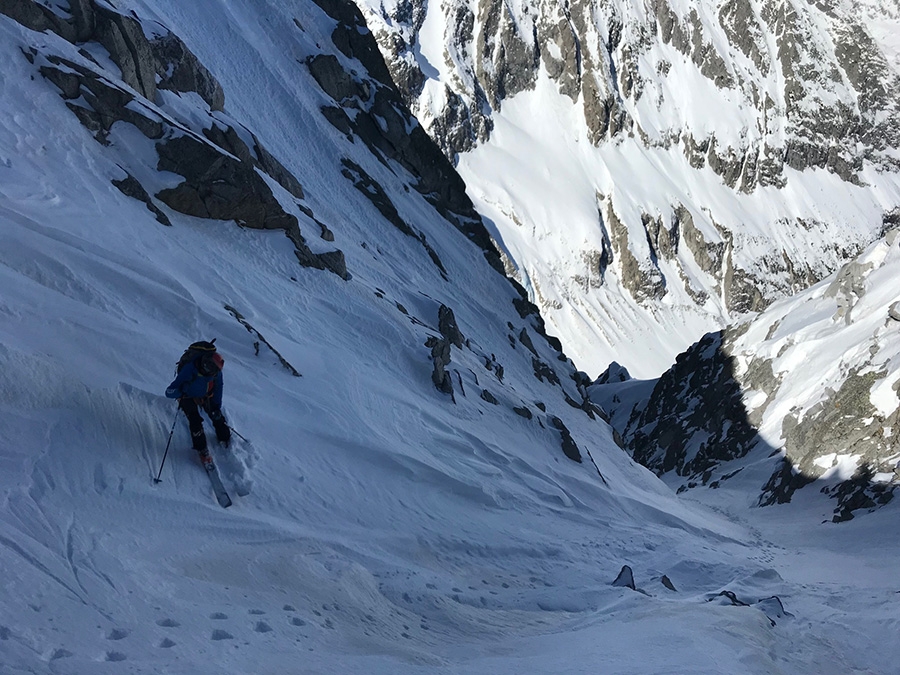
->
[204,461,232,508]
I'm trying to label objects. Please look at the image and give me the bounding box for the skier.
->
[165,340,231,467]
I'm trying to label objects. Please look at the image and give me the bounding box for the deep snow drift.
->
[0,1,898,674]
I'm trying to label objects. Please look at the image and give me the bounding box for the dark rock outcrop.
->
[438,305,465,348]
[156,135,296,231]
[2,0,225,111]
[111,172,170,226]
[154,135,348,279]
[480,389,499,405]
[426,335,454,395]
[624,331,758,483]
[39,55,164,144]
[150,32,225,111]
[761,368,899,516]
[612,565,636,590]
[14,0,343,281]
[550,415,582,462]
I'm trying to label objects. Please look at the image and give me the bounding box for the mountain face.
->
[361,0,900,176]
[2,1,900,673]
[355,0,900,376]
[592,230,900,522]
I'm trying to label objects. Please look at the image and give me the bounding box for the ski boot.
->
[197,448,215,472]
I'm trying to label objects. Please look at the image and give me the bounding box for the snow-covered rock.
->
[356,0,900,376]
[598,232,900,521]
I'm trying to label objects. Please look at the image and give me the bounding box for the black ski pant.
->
[180,398,230,451]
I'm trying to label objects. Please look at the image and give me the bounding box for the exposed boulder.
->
[480,389,499,405]
[518,328,538,357]
[611,565,636,590]
[532,358,560,386]
[512,405,532,419]
[754,596,792,625]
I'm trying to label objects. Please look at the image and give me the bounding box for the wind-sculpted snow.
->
[356,0,900,376]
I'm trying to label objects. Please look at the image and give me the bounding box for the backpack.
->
[176,339,222,377]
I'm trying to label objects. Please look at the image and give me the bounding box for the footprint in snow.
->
[158,638,176,649]
[248,609,265,615]
[290,617,306,627]
[105,651,127,662]
[156,618,180,628]
[211,629,233,641]
[106,628,128,640]
[254,622,273,633]
[210,612,228,620]
[93,464,108,494]
[49,648,73,660]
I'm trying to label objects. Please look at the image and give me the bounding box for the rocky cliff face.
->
[362,0,900,184]
[355,0,900,374]
[0,0,354,277]
[594,231,900,521]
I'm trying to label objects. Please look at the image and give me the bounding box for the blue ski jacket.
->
[166,360,224,409]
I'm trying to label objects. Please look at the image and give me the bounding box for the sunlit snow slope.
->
[357,0,900,378]
[0,1,898,674]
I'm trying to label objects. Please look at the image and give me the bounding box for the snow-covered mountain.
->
[1,1,899,674]
[593,230,900,522]
[356,0,900,376]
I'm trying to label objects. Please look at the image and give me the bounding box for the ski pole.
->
[204,401,247,443]
[228,425,249,443]
[154,406,180,483]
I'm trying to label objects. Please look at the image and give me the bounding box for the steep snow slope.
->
[357,0,900,378]
[0,1,898,674]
